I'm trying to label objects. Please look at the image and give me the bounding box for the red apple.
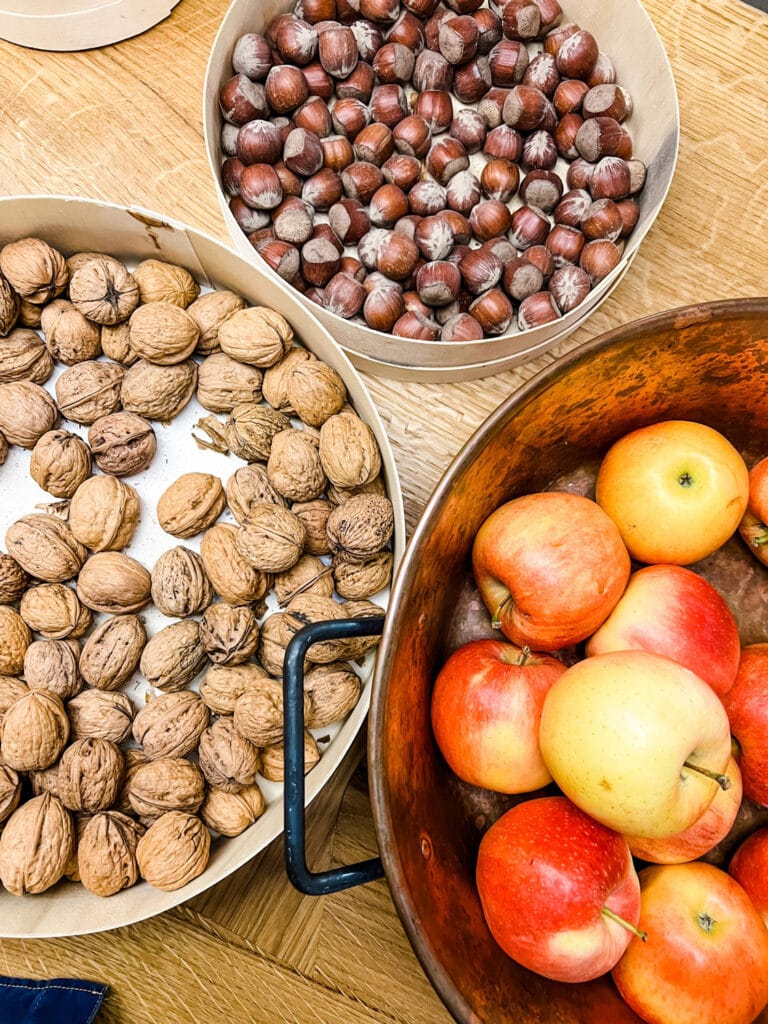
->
[586,564,740,698]
[431,639,566,793]
[472,491,630,650]
[729,827,768,927]
[722,644,768,806]
[612,862,768,1024]
[476,795,642,983]
[739,457,768,567]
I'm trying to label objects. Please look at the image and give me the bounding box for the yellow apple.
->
[595,420,749,564]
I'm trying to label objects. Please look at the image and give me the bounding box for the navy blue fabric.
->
[0,976,107,1024]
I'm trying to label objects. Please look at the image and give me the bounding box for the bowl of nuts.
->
[203,0,679,380]
[0,194,404,937]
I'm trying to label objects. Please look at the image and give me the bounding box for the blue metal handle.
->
[283,616,385,896]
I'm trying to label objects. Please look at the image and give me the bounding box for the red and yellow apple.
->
[430,639,566,793]
[476,796,642,983]
[728,827,768,927]
[472,491,630,650]
[612,862,768,1024]
[738,456,768,566]
[595,420,749,565]
[722,644,768,806]
[586,564,740,698]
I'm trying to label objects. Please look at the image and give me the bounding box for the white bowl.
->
[0,0,181,51]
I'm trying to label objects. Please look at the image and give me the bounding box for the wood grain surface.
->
[0,1,767,1020]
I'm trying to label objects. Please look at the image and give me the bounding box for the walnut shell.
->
[199,524,270,606]
[292,500,333,556]
[236,504,306,573]
[69,256,140,325]
[67,688,134,743]
[29,762,61,799]
[77,552,151,613]
[326,475,387,506]
[188,290,247,356]
[40,298,102,365]
[262,347,315,412]
[29,430,92,498]
[57,738,124,813]
[285,360,347,427]
[0,271,20,337]
[128,302,200,365]
[284,593,349,664]
[0,754,22,823]
[101,322,139,366]
[226,403,291,462]
[218,307,294,367]
[233,676,310,747]
[5,513,87,582]
[140,620,206,692]
[337,598,384,659]
[0,237,68,304]
[260,732,320,782]
[136,810,210,891]
[305,662,362,728]
[0,551,29,603]
[226,464,288,525]
[267,429,327,503]
[113,748,148,816]
[0,381,58,448]
[69,475,140,552]
[128,758,205,819]
[150,547,214,618]
[77,811,145,897]
[157,473,226,539]
[79,614,146,690]
[0,431,6,466]
[88,411,157,476]
[18,297,42,328]
[133,259,200,308]
[198,662,270,716]
[1,690,70,770]
[198,717,261,793]
[0,675,29,717]
[199,603,259,666]
[0,606,31,675]
[55,360,125,425]
[197,352,263,413]
[326,495,395,560]
[0,328,53,384]
[256,611,294,677]
[20,582,92,639]
[23,639,83,699]
[66,251,111,276]
[332,550,394,599]
[200,783,265,837]
[274,555,334,606]
[132,691,209,760]
[319,412,382,489]
[0,792,74,895]
[121,359,197,421]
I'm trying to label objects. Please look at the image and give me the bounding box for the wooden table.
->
[0,1,766,1020]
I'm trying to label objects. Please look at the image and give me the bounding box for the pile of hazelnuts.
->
[218,0,646,343]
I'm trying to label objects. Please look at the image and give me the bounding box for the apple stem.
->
[752,532,768,548]
[516,646,532,666]
[682,760,731,790]
[491,596,513,630]
[601,906,647,942]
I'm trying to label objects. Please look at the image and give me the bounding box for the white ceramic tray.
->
[0,0,181,51]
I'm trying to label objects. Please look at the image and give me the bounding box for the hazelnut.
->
[519,169,563,212]
[232,32,273,79]
[581,198,623,241]
[442,210,472,246]
[426,137,469,185]
[523,244,555,281]
[553,77,589,115]
[477,87,510,129]
[341,161,383,203]
[469,288,513,335]
[452,57,492,103]
[331,97,371,138]
[369,84,409,128]
[549,264,591,312]
[294,96,334,137]
[353,124,394,167]
[221,156,245,196]
[386,10,426,51]
[615,198,640,238]
[449,109,487,153]
[350,18,384,61]
[283,127,324,177]
[575,116,632,162]
[424,8,453,49]
[546,223,585,267]
[523,51,560,95]
[555,29,599,79]
[488,40,529,86]
[446,170,482,216]
[483,124,523,161]
[335,60,376,102]
[408,180,447,217]
[502,257,544,301]
[358,228,389,270]
[324,272,367,318]
[474,7,502,53]
[257,239,301,283]
[236,119,283,165]
[300,0,337,23]
[302,60,335,99]
[376,231,420,280]
[373,41,415,83]
[273,197,316,246]
[501,0,541,41]
[392,311,441,340]
[230,197,271,234]
[521,129,558,171]
[369,184,409,227]
[392,115,431,160]
[318,22,359,78]
[412,50,454,94]
[359,0,401,24]
[441,313,484,341]
[363,286,404,331]
[265,65,309,113]
[414,216,455,262]
[509,204,551,249]
[554,188,592,226]
[531,0,563,31]
[219,75,269,126]
[302,168,343,210]
[329,198,370,244]
[554,111,583,159]
[582,83,631,122]
[413,90,454,134]
[301,237,341,287]
[381,153,422,191]
[459,247,502,294]
[579,238,622,283]
[503,85,554,131]
[566,156,596,191]
[321,134,355,170]
[438,15,478,65]
[587,51,616,87]
[275,16,318,65]
[240,163,284,209]
[589,156,632,200]
[626,159,647,195]
[469,199,512,242]
[518,290,561,329]
[415,261,461,307]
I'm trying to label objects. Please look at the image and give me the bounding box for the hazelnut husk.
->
[219,306,294,367]
[30,430,92,498]
[40,299,101,365]
[0,381,58,449]
[136,810,210,891]
[19,583,92,639]
[0,328,53,384]
[140,620,207,692]
[225,464,288,524]
[79,614,146,690]
[150,547,214,618]
[197,352,263,413]
[69,256,140,325]
[0,237,68,304]
[68,474,141,551]
[132,259,200,308]
[132,691,210,760]
[199,603,259,666]
[5,513,87,583]
[121,359,198,421]
[157,473,226,539]
[88,412,157,476]
[55,360,125,425]
[187,290,247,355]
[76,551,152,614]
[199,523,271,605]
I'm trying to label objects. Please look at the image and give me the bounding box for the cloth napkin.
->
[0,975,107,1024]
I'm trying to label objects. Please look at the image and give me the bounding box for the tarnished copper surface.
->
[370,299,768,1023]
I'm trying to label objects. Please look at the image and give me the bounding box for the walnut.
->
[77,811,145,897]
[0,754,22,823]
[0,431,6,466]
[0,792,74,894]
[101,322,139,365]
[79,614,146,690]
[66,251,110,276]
[133,259,200,308]
[113,748,148,816]
[0,606,31,675]
[319,412,382,490]
[219,306,294,367]
[40,298,101,365]
[1,690,69,770]
[68,256,139,325]
[0,237,68,304]
[0,271,20,336]
[256,611,294,677]
[0,552,29,603]
[77,552,151,614]
[140,620,206,692]
[68,475,140,552]
[29,430,91,498]
[55,360,124,424]
[29,762,61,799]
[286,360,347,427]
[304,662,362,728]
[128,302,200,365]
[226,464,287,524]
[292,500,333,556]
[0,328,53,384]
[284,593,349,664]
[197,352,263,413]
[274,555,334,606]
[121,359,197,421]
[156,473,226,540]
[326,495,395,560]
[57,738,124,813]
[5,513,87,582]
[199,603,259,666]
[88,411,157,476]
[338,599,384,659]
[136,810,210,891]
[200,783,265,837]
[332,550,394,599]
[150,547,214,617]
[128,758,205,819]
[233,676,309,747]
[19,583,92,639]
[67,688,134,743]
[236,504,306,573]
[226,403,290,461]
[260,732,320,782]
[23,639,83,699]
[199,524,270,606]
[0,381,58,448]
[132,691,209,759]
[198,717,261,793]
[199,662,270,716]
[262,347,314,412]
[0,675,29,718]
[187,290,247,356]
[267,429,327,503]
[18,297,42,328]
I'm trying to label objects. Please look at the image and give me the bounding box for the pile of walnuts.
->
[0,236,394,898]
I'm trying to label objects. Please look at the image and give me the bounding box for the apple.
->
[728,827,768,927]
[595,419,749,565]
[612,862,768,1024]
[739,456,768,566]
[430,638,566,793]
[539,650,733,838]
[722,644,768,806]
[471,491,630,650]
[627,757,742,864]
[586,564,740,698]
[475,795,643,983]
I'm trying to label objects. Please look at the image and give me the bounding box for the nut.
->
[0,328,53,384]
[236,504,306,573]
[199,603,259,666]
[0,551,29,604]
[233,675,310,747]
[219,307,294,368]
[69,475,140,551]
[77,811,145,897]
[128,759,205,820]
[262,346,314,413]
[292,499,333,556]
[200,784,265,837]
[226,464,288,524]
[30,430,91,498]
[88,412,157,476]
[128,302,200,365]
[267,429,327,503]
[260,732,320,782]
[199,524,270,605]
[0,271,20,337]
[1,690,69,771]
[332,550,394,599]
[132,260,200,308]
[0,381,58,448]
[79,614,146,690]
[54,360,125,424]
[157,473,226,539]
[132,691,209,760]
[319,411,382,489]
[69,256,140,325]
[518,289,561,329]
[23,639,83,700]
[197,352,263,413]
[136,811,210,891]
[256,612,294,677]
[0,792,74,895]
[0,754,22,823]
[57,737,124,813]
[326,494,395,559]
[198,717,261,792]
[151,546,214,618]
[0,606,31,676]
[549,264,591,312]
[68,688,134,743]
[304,662,362,728]
[77,552,152,614]
[199,662,270,717]
[187,290,247,356]
[0,237,68,304]
[19,583,92,640]
[140,620,207,692]
[274,554,334,606]
[121,359,198,421]
[5,514,87,583]
[40,299,101,365]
